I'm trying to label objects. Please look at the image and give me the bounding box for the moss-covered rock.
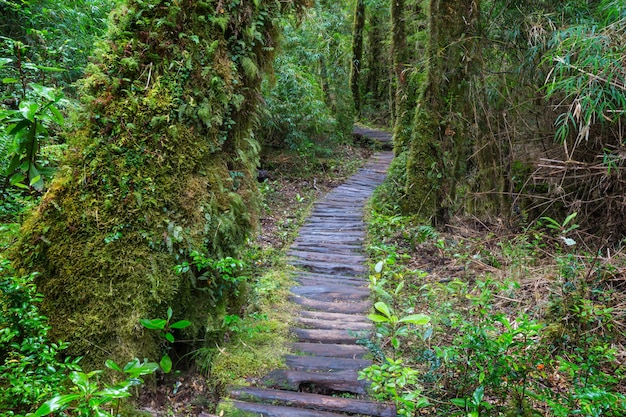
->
[11,0,310,368]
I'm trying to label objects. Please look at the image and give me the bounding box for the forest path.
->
[220,127,395,416]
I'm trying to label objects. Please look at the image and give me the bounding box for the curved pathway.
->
[225,127,394,416]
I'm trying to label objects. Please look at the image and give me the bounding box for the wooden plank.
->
[285,355,372,372]
[262,369,368,395]
[290,284,370,301]
[291,328,369,344]
[293,275,367,288]
[295,271,368,282]
[298,310,371,323]
[288,250,366,264]
[228,401,352,417]
[290,296,370,314]
[229,387,396,417]
[290,260,367,275]
[291,342,368,358]
[295,316,372,331]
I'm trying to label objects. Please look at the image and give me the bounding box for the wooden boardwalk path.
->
[224,128,395,416]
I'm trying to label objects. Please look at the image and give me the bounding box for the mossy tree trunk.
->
[405,0,480,224]
[365,11,386,109]
[392,1,426,153]
[350,0,366,117]
[389,0,406,127]
[11,0,310,368]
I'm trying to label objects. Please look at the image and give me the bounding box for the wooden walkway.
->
[224,129,395,416]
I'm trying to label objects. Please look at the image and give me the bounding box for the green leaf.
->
[167,306,173,321]
[562,212,577,227]
[20,101,40,122]
[29,83,57,101]
[70,371,91,393]
[450,398,467,408]
[472,385,485,405]
[105,359,122,372]
[9,173,28,189]
[368,313,389,323]
[48,105,65,125]
[374,301,393,320]
[22,62,65,72]
[160,354,173,373]
[140,318,167,330]
[94,387,132,399]
[31,394,81,416]
[2,77,19,84]
[164,332,175,343]
[0,58,12,67]
[123,358,159,377]
[170,319,192,329]
[398,314,431,325]
[391,336,400,349]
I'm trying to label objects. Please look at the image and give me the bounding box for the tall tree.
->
[350,0,366,116]
[405,0,480,223]
[390,0,406,126]
[11,0,310,367]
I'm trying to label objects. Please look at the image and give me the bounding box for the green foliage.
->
[175,252,250,304]
[0,74,65,191]
[0,260,78,416]
[544,0,626,146]
[359,357,428,417]
[258,0,355,161]
[28,358,158,417]
[139,307,191,373]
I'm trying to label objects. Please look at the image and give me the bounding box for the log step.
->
[291,328,369,344]
[285,355,372,372]
[290,296,370,314]
[291,342,368,358]
[228,400,352,417]
[261,369,368,395]
[228,387,396,417]
[298,310,371,323]
[290,284,370,301]
[295,316,372,330]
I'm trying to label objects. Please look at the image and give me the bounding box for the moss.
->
[10,0,310,369]
[405,106,439,220]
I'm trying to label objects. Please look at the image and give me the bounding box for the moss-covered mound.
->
[11,0,310,368]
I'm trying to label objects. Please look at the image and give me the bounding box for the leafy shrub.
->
[0,260,78,416]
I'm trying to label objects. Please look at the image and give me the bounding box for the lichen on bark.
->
[11,0,311,368]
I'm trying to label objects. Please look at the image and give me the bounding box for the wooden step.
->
[228,387,396,417]
[290,296,370,314]
[285,355,372,372]
[291,284,370,302]
[291,342,368,358]
[298,310,372,323]
[290,260,367,276]
[227,400,353,417]
[291,328,369,344]
[261,369,368,395]
[294,271,368,283]
[295,316,372,330]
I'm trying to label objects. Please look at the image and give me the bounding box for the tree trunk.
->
[350,0,366,117]
[11,0,310,368]
[390,0,407,126]
[405,0,480,224]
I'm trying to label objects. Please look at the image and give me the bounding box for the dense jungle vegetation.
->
[1,0,625,416]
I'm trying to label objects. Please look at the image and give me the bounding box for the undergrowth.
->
[362,204,626,416]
